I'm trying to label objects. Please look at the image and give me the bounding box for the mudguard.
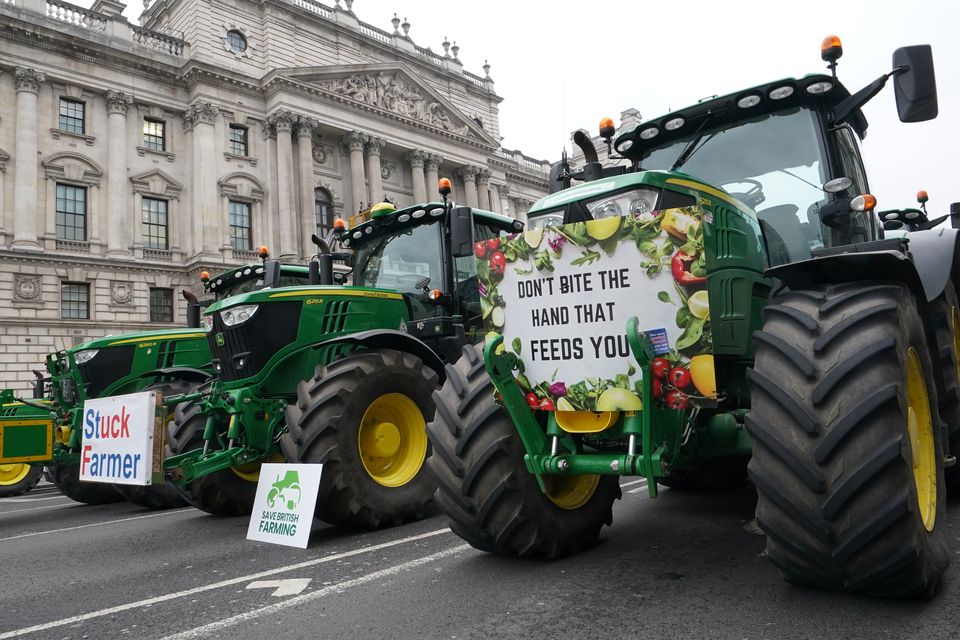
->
[904,226,960,301]
[767,246,946,401]
[137,366,212,383]
[312,329,446,384]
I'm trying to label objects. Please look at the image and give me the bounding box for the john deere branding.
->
[247,463,322,549]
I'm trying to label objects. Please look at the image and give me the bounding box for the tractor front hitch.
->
[484,318,673,498]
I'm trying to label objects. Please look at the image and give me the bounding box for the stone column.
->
[12,67,45,249]
[184,101,219,256]
[476,168,492,211]
[424,153,443,201]
[497,184,511,215]
[105,90,133,256]
[457,166,479,209]
[342,131,366,214]
[296,116,318,252]
[364,136,385,204]
[262,123,280,253]
[268,111,298,259]
[405,149,427,203]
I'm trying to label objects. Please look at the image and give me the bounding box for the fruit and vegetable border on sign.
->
[478,206,718,412]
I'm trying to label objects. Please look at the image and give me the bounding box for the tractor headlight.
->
[586,188,659,220]
[73,349,99,365]
[220,304,259,327]
[202,315,215,333]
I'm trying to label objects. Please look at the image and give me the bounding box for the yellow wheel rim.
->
[951,306,960,386]
[906,347,937,531]
[0,463,31,486]
[544,474,601,510]
[230,454,285,483]
[358,393,427,487]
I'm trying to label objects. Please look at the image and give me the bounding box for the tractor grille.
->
[319,300,352,334]
[209,301,302,382]
[78,345,135,398]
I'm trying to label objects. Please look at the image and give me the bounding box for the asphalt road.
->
[2,480,958,640]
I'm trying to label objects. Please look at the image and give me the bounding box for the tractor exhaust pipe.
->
[183,290,201,328]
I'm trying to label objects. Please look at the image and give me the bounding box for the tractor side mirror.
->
[893,45,938,122]
[449,206,474,258]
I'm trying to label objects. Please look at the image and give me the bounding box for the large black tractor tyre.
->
[166,400,258,516]
[747,282,949,597]
[657,455,750,492]
[50,462,124,505]
[929,281,960,488]
[280,349,438,529]
[426,344,621,557]
[0,463,43,497]
[114,380,192,510]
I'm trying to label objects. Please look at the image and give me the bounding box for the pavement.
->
[1,479,959,640]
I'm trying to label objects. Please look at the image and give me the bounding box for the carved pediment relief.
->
[130,169,183,198]
[318,72,472,136]
[274,64,493,145]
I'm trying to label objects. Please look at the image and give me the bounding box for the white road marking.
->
[1,495,71,503]
[0,527,453,639]
[246,578,312,597]
[0,503,78,515]
[627,481,650,494]
[162,544,470,639]
[619,478,647,489]
[0,509,194,542]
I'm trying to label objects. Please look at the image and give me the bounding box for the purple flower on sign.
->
[548,235,566,252]
[549,382,567,397]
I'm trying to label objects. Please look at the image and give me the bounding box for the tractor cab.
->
[537,39,938,268]
[345,199,522,354]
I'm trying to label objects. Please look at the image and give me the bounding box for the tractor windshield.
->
[641,107,830,265]
[354,223,443,294]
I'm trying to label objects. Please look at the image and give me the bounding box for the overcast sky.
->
[96,0,958,213]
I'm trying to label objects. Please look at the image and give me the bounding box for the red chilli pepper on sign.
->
[671,251,706,285]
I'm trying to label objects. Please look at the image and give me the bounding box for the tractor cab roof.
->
[205,262,310,297]
[340,201,522,250]
[613,73,867,163]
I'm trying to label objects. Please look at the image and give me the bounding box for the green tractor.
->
[163,197,523,527]
[0,260,310,505]
[426,39,957,596]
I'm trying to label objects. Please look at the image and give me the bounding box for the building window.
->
[55,184,87,241]
[229,124,248,156]
[142,197,168,249]
[58,98,85,134]
[228,200,252,250]
[315,188,333,236]
[226,30,247,53]
[61,283,89,319]
[149,288,174,323]
[143,118,166,151]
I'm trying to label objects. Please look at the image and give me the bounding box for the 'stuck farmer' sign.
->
[80,391,163,485]
[247,463,322,549]
[479,206,718,412]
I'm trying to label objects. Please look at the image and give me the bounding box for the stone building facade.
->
[0,0,551,393]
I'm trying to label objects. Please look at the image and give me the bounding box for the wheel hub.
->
[358,393,427,488]
[0,463,31,486]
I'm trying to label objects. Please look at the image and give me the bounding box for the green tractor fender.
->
[136,366,212,385]
[311,329,447,384]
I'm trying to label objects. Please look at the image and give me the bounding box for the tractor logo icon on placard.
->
[267,470,302,510]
